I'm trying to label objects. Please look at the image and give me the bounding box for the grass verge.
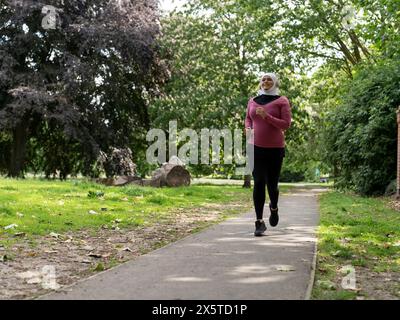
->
[0,178,259,238]
[312,190,400,300]
[0,177,263,299]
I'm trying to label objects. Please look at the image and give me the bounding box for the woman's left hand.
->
[256,107,268,119]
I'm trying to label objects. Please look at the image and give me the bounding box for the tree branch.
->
[299,48,344,61]
[347,29,375,61]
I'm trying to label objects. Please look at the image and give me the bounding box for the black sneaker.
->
[269,203,279,227]
[254,220,267,236]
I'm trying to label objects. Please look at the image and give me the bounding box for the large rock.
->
[149,163,191,187]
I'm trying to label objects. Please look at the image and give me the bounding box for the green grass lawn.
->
[313,190,400,299]
[0,178,262,240]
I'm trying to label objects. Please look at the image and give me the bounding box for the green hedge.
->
[323,58,400,195]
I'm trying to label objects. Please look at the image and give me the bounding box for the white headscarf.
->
[257,72,280,96]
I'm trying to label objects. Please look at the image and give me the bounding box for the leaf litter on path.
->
[276,265,296,272]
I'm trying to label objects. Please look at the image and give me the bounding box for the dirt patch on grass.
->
[315,258,400,300]
[355,268,400,300]
[0,201,251,300]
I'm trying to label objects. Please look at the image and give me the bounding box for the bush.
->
[323,58,400,195]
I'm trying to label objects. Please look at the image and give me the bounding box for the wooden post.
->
[397,107,400,199]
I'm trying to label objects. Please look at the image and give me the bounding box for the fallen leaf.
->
[4,224,18,230]
[13,232,26,237]
[27,277,42,284]
[44,250,58,254]
[392,241,400,247]
[332,250,341,257]
[339,238,351,245]
[80,259,92,264]
[276,265,296,272]
[88,210,98,215]
[49,232,61,239]
[121,197,129,201]
[16,212,24,217]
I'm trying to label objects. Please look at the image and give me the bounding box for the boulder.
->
[149,163,190,187]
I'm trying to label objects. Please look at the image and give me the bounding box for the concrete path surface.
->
[40,187,327,300]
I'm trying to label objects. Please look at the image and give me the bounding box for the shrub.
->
[323,58,400,195]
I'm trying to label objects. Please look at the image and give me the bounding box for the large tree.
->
[265,0,377,78]
[151,0,310,186]
[0,0,169,177]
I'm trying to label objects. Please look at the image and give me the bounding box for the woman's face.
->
[261,76,274,90]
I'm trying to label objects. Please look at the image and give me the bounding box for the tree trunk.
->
[8,123,29,178]
[150,163,191,187]
[242,174,251,188]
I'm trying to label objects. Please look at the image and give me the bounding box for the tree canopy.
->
[1,0,399,195]
[0,0,169,177]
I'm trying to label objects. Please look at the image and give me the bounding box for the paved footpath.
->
[40,187,327,300]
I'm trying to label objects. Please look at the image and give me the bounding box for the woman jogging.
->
[245,73,292,236]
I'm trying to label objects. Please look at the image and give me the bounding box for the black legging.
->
[251,145,285,220]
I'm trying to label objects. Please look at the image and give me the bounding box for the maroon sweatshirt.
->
[245,96,292,148]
